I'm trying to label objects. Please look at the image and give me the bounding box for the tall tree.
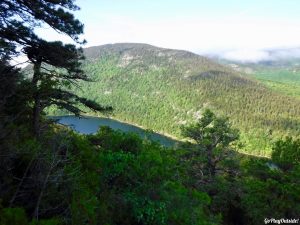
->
[181,109,239,179]
[0,0,111,136]
[25,40,111,135]
[0,59,31,140]
[0,0,85,57]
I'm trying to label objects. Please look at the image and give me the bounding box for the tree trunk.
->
[33,165,51,220]
[32,61,42,137]
[9,156,35,207]
[207,146,216,178]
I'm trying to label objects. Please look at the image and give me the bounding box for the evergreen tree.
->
[0,0,111,136]
[271,137,300,171]
[181,109,239,179]
[25,40,111,136]
[0,59,31,141]
[0,0,84,58]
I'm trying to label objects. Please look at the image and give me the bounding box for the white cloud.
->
[82,15,300,50]
[30,13,300,62]
[220,49,270,62]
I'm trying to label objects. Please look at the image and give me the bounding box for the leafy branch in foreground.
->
[181,109,239,180]
[1,0,112,137]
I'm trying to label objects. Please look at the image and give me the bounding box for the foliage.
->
[178,112,300,225]
[0,0,84,59]
[0,59,32,142]
[1,2,300,224]
[49,43,300,156]
[1,0,111,137]
[239,159,300,225]
[1,103,300,225]
[181,109,239,178]
[0,205,61,225]
[85,127,218,225]
[0,206,28,225]
[271,137,300,171]
[251,67,300,99]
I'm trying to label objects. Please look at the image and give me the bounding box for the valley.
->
[2,0,300,223]
[221,58,300,99]
[52,115,179,147]
[49,43,300,156]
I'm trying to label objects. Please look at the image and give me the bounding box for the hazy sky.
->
[34,0,300,61]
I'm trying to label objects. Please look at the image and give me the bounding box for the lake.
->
[51,116,178,147]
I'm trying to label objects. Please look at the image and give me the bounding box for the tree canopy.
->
[0,0,111,136]
[181,109,239,178]
[0,0,84,58]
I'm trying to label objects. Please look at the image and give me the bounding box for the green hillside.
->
[49,43,300,156]
[4,1,300,224]
[251,67,300,99]
[219,58,300,99]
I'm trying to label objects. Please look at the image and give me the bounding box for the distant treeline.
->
[48,44,300,156]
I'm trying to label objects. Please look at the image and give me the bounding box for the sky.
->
[32,0,300,62]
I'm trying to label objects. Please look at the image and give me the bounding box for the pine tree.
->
[0,0,111,136]
[181,109,239,178]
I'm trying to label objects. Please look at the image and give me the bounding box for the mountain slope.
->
[51,43,300,156]
[215,57,300,99]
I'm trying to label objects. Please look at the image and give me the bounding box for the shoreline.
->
[50,113,183,142]
[49,113,271,158]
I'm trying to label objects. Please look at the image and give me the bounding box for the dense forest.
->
[48,43,300,156]
[217,57,300,99]
[1,0,300,225]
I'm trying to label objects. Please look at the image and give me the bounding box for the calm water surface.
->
[52,116,178,147]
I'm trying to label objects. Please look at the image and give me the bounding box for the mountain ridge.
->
[49,43,300,156]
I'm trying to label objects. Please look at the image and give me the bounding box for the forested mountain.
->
[50,43,300,156]
[2,1,300,224]
[218,58,300,99]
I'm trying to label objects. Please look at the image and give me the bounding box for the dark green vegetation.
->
[1,0,111,137]
[1,0,300,224]
[50,43,300,156]
[2,107,300,224]
[0,123,217,224]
